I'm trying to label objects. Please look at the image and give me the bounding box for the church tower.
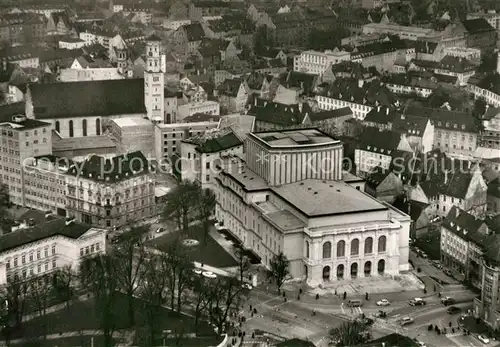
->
[144,34,164,123]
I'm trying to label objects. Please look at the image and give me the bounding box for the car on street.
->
[441,296,455,305]
[446,306,461,314]
[155,227,165,233]
[214,222,224,231]
[376,299,391,306]
[242,283,253,290]
[443,269,453,277]
[202,271,217,279]
[477,335,490,344]
[417,342,427,347]
[409,298,426,306]
[193,269,203,275]
[432,260,442,269]
[375,310,387,318]
[400,317,414,326]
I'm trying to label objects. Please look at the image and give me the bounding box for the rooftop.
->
[52,135,116,152]
[0,118,51,131]
[111,117,153,128]
[250,129,339,148]
[271,179,387,217]
[185,130,242,154]
[0,219,94,254]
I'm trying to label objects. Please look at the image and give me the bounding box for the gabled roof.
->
[319,77,395,107]
[442,206,488,247]
[218,78,242,97]
[392,114,429,137]
[365,166,393,189]
[29,79,146,119]
[439,55,475,74]
[0,102,25,122]
[363,106,398,124]
[404,105,478,133]
[280,71,317,96]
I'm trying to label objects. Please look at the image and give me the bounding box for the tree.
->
[208,277,244,336]
[164,238,193,312]
[52,266,76,312]
[27,277,52,341]
[235,248,250,284]
[253,26,273,55]
[0,183,13,234]
[270,252,290,293]
[0,278,27,347]
[479,48,497,73]
[473,97,487,132]
[79,255,119,347]
[196,187,216,245]
[137,253,170,345]
[191,276,211,333]
[162,181,198,235]
[330,321,369,346]
[113,225,148,326]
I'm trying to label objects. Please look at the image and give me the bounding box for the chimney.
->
[444,170,448,184]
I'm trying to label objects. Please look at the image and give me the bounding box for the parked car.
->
[202,271,217,279]
[400,317,414,326]
[375,310,387,318]
[432,260,442,269]
[417,342,427,347]
[441,297,455,306]
[410,298,426,306]
[242,283,253,290]
[214,222,224,231]
[447,306,461,314]
[376,299,391,306]
[443,269,453,276]
[155,227,165,233]
[193,269,203,275]
[477,335,490,344]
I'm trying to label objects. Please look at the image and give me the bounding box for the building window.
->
[96,243,100,251]
[55,121,60,133]
[351,239,359,255]
[69,120,74,137]
[305,241,310,258]
[52,259,56,268]
[80,248,84,256]
[364,237,373,254]
[44,247,48,257]
[337,240,345,257]
[29,253,33,262]
[21,255,25,265]
[82,119,87,136]
[378,235,387,252]
[52,245,55,255]
[322,242,332,259]
[37,250,40,259]
[96,119,101,136]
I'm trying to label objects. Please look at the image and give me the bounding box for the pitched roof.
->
[392,114,429,137]
[308,107,353,122]
[462,18,495,33]
[280,71,317,96]
[185,130,242,153]
[403,106,478,133]
[0,219,93,254]
[218,78,242,97]
[359,127,403,152]
[420,159,475,199]
[319,78,395,107]
[442,205,488,247]
[184,23,205,42]
[66,150,151,183]
[365,166,392,189]
[363,106,398,124]
[439,55,476,74]
[247,99,311,126]
[29,79,146,119]
[0,102,25,122]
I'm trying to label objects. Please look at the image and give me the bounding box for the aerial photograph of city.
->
[0,0,499,346]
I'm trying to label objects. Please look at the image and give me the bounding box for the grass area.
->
[14,292,215,339]
[11,335,117,347]
[162,336,224,346]
[147,226,238,268]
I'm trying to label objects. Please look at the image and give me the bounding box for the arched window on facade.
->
[337,240,345,258]
[82,119,87,137]
[322,242,332,259]
[351,239,359,255]
[378,236,387,253]
[96,118,101,136]
[305,241,310,258]
[55,121,60,133]
[364,237,373,254]
[69,120,74,137]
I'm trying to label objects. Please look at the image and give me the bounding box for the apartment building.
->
[108,117,154,158]
[181,129,243,189]
[362,23,434,40]
[467,73,500,108]
[23,155,68,216]
[65,151,155,229]
[442,47,481,63]
[439,206,500,328]
[0,115,52,207]
[214,128,410,285]
[0,218,106,285]
[154,114,220,160]
[177,100,220,122]
[0,13,45,44]
[482,113,500,150]
[293,49,351,76]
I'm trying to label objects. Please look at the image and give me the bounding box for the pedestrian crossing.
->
[340,304,363,315]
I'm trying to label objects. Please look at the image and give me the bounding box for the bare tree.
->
[270,252,290,293]
[0,183,13,234]
[0,277,27,347]
[208,277,244,336]
[235,248,250,284]
[79,255,119,347]
[52,266,76,312]
[137,252,170,345]
[196,187,216,245]
[113,225,148,326]
[190,276,211,333]
[27,277,52,341]
[164,238,193,312]
[162,181,199,235]
[330,321,369,346]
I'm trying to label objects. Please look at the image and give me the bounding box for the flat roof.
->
[52,135,116,151]
[250,128,339,148]
[111,117,153,128]
[0,119,51,130]
[271,179,387,217]
[221,163,269,191]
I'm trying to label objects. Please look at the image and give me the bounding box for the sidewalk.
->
[9,329,133,345]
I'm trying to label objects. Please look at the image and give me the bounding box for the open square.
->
[147,226,238,268]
